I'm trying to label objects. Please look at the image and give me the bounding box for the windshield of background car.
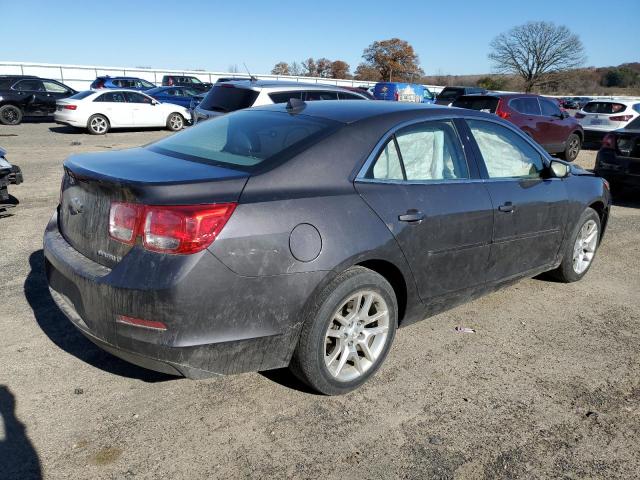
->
[69,91,95,100]
[453,96,499,113]
[199,85,260,112]
[149,110,340,170]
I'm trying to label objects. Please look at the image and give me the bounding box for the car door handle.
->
[498,202,515,213]
[398,210,425,223]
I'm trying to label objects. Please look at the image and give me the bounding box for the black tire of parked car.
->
[290,266,398,395]
[551,207,601,283]
[87,114,110,135]
[0,104,23,126]
[558,133,581,162]
[166,113,185,131]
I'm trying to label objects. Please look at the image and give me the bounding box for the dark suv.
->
[0,75,77,125]
[453,93,584,161]
[435,86,487,105]
[162,75,212,93]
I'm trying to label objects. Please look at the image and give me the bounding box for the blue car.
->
[146,86,202,108]
[373,82,434,103]
[90,76,156,91]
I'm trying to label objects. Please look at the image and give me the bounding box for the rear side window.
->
[510,98,541,115]
[269,91,303,104]
[125,92,152,103]
[95,92,126,102]
[583,102,626,114]
[372,140,404,180]
[14,79,44,91]
[150,110,339,170]
[452,96,499,113]
[43,80,68,93]
[467,119,544,179]
[200,85,259,112]
[369,120,469,181]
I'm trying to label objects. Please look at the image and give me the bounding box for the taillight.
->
[495,101,510,119]
[108,202,236,254]
[109,202,142,244]
[575,112,586,119]
[601,133,616,149]
[63,104,77,110]
[609,115,633,122]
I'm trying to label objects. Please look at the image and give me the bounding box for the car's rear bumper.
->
[43,211,326,378]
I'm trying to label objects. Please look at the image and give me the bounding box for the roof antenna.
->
[243,63,257,82]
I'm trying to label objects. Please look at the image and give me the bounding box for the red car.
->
[453,93,583,161]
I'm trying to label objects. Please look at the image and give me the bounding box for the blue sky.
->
[1,0,638,75]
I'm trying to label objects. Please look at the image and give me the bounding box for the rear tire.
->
[166,113,184,131]
[290,266,397,395]
[87,114,109,135]
[0,105,23,125]
[550,207,600,283]
[559,133,581,161]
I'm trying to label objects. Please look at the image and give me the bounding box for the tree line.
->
[269,22,639,95]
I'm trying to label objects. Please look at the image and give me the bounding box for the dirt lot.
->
[1,121,639,480]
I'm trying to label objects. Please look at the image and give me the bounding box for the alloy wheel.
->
[572,219,598,274]
[169,114,183,130]
[1,107,19,124]
[324,290,390,382]
[90,117,107,134]
[568,136,580,160]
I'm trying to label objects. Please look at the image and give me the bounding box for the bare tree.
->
[290,61,302,76]
[316,58,333,78]
[302,58,318,77]
[489,21,586,92]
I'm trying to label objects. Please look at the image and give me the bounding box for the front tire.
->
[0,105,23,125]
[290,266,397,395]
[87,114,109,135]
[166,113,184,131]
[550,207,600,282]
[559,133,581,161]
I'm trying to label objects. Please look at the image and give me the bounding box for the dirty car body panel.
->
[43,101,610,378]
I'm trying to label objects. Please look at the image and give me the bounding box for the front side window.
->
[540,98,561,117]
[43,80,68,93]
[368,120,469,181]
[14,79,44,91]
[467,119,544,179]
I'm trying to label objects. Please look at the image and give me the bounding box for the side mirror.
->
[151,99,158,105]
[550,160,570,178]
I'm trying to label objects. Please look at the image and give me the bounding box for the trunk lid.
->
[60,147,248,268]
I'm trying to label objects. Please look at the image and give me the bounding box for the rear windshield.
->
[199,85,259,113]
[583,102,626,114]
[149,110,339,171]
[437,88,464,101]
[69,91,95,100]
[453,96,499,113]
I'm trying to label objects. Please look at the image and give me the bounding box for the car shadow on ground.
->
[48,125,169,135]
[0,385,42,479]
[612,190,640,208]
[25,249,175,383]
[0,194,19,218]
[259,368,321,395]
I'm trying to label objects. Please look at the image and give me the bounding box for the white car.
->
[194,80,369,122]
[576,99,640,143]
[54,89,191,135]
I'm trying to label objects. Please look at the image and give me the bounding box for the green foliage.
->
[477,76,507,90]
[602,68,639,88]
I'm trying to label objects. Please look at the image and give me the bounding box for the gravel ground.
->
[1,121,639,480]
